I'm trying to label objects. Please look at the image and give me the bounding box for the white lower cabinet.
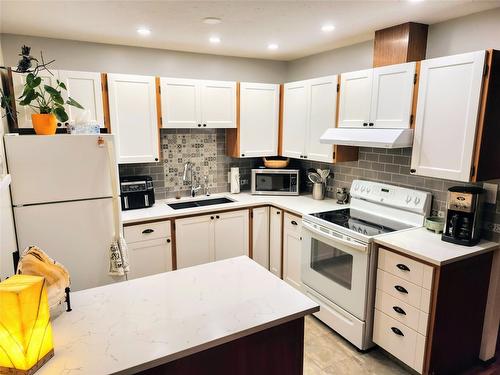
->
[251,207,270,268]
[283,212,302,290]
[124,220,172,280]
[269,207,283,277]
[175,209,249,269]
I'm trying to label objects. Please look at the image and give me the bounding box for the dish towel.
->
[105,136,130,277]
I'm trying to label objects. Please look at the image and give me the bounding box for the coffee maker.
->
[442,186,485,246]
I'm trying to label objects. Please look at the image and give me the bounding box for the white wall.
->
[0,34,287,83]
[0,37,18,280]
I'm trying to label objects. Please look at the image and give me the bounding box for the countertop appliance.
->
[120,175,155,210]
[442,186,485,246]
[4,134,124,291]
[301,180,431,350]
[251,168,299,196]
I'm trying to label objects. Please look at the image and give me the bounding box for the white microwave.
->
[251,169,299,196]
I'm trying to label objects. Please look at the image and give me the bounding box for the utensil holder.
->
[312,183,325,200]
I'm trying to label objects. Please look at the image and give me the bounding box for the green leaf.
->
[18,90,37,106]
[58,82,67,90]
[44,85,60,96]
[32,77,42,88]
[26,73,35,86]
[52,94,64,105]
[19,85,32,99]
[53,106,68,122]
[66,97,84,109]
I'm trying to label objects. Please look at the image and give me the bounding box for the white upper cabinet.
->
[239,82,280,157]
[58,70,105,126]
[307,77,338,163]
[410,51,486,182]
[107,73,159,164]
[160,78,199,128]
[11,70,60,128]
[370,62,416,128]
[338,69,373,128]
[200,80,237,128]
[12,69,105,129]
[338,63,415,129]
[282,76,337,162]
[282,80,308,159]
[160,77,236,129]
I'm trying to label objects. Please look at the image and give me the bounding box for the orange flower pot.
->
[31,114,57,135]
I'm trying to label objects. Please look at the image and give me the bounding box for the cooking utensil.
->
[308,172,322,184]
[317,169,331,182]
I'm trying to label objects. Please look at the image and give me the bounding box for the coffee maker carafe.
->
[442,186,485,246]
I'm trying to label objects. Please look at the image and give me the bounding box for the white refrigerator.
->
[4,134,125,291]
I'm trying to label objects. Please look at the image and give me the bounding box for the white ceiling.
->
[1,1,499,61]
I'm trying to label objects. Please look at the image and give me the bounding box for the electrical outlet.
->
[240,178,248,186]
[483,183,498,204]
[492,224,500,234]
[437,210,445,218]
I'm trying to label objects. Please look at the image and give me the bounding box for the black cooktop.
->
[311,208,398,236]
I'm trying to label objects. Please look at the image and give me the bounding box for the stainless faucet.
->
[183,162,201,197]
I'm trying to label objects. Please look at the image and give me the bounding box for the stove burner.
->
[310,208,398,236]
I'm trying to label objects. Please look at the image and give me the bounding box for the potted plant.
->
[1,45,84,135]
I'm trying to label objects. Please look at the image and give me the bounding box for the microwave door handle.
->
[303,222,367,253]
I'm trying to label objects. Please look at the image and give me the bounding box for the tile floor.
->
[304,315,412,375]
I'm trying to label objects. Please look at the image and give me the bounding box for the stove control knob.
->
[405,195,412,204]
[353,184,359,191]
[414,196,421,205]
[366,187,371,193]
[360,186,366,192]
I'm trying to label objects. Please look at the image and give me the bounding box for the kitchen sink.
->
[168,197,234,210]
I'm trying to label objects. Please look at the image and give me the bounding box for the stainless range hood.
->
[320,128,414,149]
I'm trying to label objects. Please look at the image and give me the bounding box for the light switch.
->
[483,183,498,204]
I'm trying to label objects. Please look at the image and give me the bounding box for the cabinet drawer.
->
[124,221,171,243]
[375,289,429,335]
[377,269,431,313]
[284,212,302,235]
[373,309,426,373]
[378,248,434,289]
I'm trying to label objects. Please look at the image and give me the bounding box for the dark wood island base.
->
[137,317,305,375]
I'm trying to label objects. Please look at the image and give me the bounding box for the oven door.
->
[301,221,370,321]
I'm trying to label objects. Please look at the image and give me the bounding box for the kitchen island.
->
[37,256,319,375]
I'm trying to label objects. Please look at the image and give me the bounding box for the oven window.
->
[255,174,291,192]
[311,239,353,290]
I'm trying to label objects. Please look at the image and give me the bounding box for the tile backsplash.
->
[119,137,499,242]
[119,129,261,199]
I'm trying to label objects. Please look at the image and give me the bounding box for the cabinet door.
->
[200,80,236,128]
[214,209,249,261]
[370,62,416,129]
[269,207,283,278]
[239,82,280,157]
[107,74,159,164]
[306,76,337,163]
[127,238,172,280]
[411,51,486,181]
[282,81,308,159]
[160,77,200,128]
[175,215,213,269]
[338,69,373,128]
[283,213,303,290]
[11,70,60,128]
[252,207,270,268]
[58,70,105,126]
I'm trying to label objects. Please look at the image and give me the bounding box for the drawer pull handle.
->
[391,327,404,336]
[394,285,408,294]
[291,220,298,226]
[142,229,154,234]
[210,216,214,220]
[396,263,410,272]
[167,239,171,243]
[216,215,220,219]
[393,306,406,315]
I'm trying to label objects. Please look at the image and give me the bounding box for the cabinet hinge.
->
[471,165,476,178]
[332,151,336,160]
[410,114,414,125]
[250,211,254,219]
[336,83,340,92]
[413,73,417,85]
[483,64,489,77]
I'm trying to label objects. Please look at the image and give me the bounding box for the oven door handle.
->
[302,222,368,253]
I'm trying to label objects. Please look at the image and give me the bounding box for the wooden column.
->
[373,22,428,67]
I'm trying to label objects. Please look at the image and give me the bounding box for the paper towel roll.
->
[230,167,240,194]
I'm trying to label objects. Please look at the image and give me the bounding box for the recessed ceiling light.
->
[321,24,335,32]
[203,17,222,25]
[209,36,221,44]
[137,27,151,36]
[267,43,279,50]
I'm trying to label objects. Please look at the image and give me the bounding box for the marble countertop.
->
[375,227,499,266]
[38,256,319,375]
[122,192,346,224]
